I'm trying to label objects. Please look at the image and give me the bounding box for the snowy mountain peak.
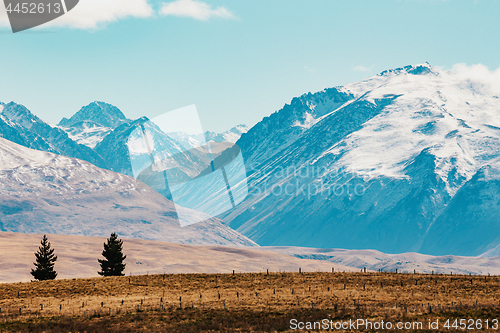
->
[378,62,438,77]
[224,63,500,256]
[58,101,128,129]
[205,125,249,144]
[0,102,42,129]
[168,125,249,150]
[58,101,131,148]
[229,124,249,135]
[330,63,500,195]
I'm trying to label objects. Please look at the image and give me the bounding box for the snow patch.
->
[292,112,316,129]
[322,64,500,194]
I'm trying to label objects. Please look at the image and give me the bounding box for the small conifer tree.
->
[98,232,127,276]
[31,235,58,281]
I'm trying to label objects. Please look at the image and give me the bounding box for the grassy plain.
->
[0,271,499,332]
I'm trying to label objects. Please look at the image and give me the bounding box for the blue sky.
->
[1,0,499,132]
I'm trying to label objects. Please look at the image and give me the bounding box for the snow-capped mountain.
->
[3,64,499,256]
[0,100,240,206]
[166,131,202,150]
[59,101,129,129]
[222,63,500,256]
[0,137,256,247]
[94,117,211,185]
[0,102,107,169]
[205,125,249,143]
[167,125,249,150]
[94,117,153,176]
[58,101,130,148]
[62,121,113,149]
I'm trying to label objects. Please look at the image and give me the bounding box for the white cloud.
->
[0,0,234,30]
[354,65,371,72]
[451,63,500,96]
[0,0,154,30]
[159,0,235,21]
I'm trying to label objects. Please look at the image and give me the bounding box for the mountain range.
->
[0,102,107,168]
[0,136,255,246]
[222,63,500,256]
[167,124,249,150]
[0,100,248,177]
[2,63,500,257]
[0,101,250,245]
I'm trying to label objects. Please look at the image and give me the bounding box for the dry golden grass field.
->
[0,272,499,332]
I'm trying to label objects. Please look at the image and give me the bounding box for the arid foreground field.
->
[0,272,499,332]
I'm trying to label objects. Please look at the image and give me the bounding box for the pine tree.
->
[98,233,127,276]
[30,235,58,281]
